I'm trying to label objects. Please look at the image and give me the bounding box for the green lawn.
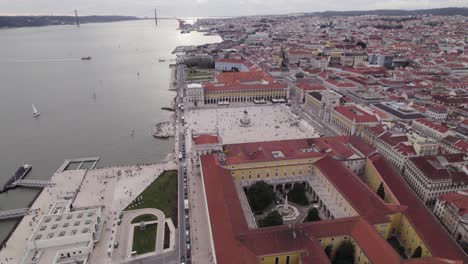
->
[131,214,158,224]
[132,224,157,254]
[125,170,178,226]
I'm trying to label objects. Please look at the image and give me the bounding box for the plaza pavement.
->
[185,104,319,145]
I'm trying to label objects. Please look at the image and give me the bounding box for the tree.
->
[411,246,422,258]
[332,240,354,264]
[377,182,386,200]
[356,40,367,49]
[259,210,283,227]
[288,183,309,206]
[246,181,275,212]
[295,72,304,79]
[305,208,320,222]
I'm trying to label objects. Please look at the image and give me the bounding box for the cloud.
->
[0,0,465,17]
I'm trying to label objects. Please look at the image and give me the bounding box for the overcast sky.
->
[0,0,466,17]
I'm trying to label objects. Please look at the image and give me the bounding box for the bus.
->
[271,98,286,104]
[254,99,267,104]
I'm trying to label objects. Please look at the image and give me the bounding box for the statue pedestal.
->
[275,204,299,222]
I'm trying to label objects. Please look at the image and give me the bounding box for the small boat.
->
[158,58,165,62]
[81,56,92,60]
[32,104,40,117]
[161,107,175,112]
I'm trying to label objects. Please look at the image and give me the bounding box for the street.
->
[176,64,189,264]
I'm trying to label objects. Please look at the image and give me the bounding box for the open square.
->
[185,105,318,144]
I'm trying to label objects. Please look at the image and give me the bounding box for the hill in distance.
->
[0,15,141,28]
[303,7,468,17]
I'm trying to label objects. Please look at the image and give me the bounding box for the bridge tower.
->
[74,10,80,27]
[154,9,158,26]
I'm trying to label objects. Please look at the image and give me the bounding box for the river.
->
[0,19,221,242]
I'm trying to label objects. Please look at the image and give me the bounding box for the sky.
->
[0,0,467,17]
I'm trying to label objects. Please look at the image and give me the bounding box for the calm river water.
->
[0,19,221,241]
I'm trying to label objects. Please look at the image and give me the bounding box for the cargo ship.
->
[0,164,32,193]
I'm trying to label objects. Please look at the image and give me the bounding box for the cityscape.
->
[1,4,468,264]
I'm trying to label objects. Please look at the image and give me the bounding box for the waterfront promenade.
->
[0,161,177,264]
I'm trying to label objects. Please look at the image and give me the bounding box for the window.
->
[286,256,290,264]
[274,257,279,264]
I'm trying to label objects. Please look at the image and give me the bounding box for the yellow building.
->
[330,105,379,136]
[198,137,466,264]
[202,69,288,104]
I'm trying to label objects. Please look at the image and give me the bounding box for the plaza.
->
[185,104,319,145]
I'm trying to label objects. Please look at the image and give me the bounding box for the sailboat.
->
[32,104,40,117]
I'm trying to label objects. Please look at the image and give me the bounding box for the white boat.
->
[32,104,40,117]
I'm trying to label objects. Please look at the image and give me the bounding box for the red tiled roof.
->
[293,82,326,91]
[224,139,324,165]
[325,78,356,88]
[312,136,375,159]
[200,155,255,263]
[393,142,417,156]
[378,132,408,147]
[314,155,400,223]
[334,106,379,123]
[443,153,466,163]
[428,104,447,113]
[223,136,373,165]
[203,82,286,92]
[193,134,219,145]
[368,154,467,261]
[438,192,468,216]
[414,119,449,133]
[454,140,468,152]
[366,125,387,137]
[408,155,468,183]
[405,258,463,264]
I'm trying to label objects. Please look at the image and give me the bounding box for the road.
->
[176,63,189,264]
[290,102,338,137]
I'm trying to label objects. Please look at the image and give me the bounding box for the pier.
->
[13,179,51,188]
[56,157,100,173]
[0,208,35,221]
[0,164,32,193]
